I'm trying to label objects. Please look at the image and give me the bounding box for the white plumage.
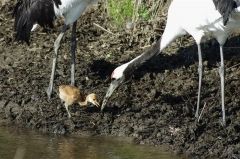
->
[54,0,97,25]
[160,0,240,51]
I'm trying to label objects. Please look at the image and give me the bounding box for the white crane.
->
[13,0,97,99]
[101,0,240,126]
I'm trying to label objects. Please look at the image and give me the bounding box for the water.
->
[0,127,182,159]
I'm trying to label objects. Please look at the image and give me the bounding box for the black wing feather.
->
[13,0,59,44]
[213,0,237,25]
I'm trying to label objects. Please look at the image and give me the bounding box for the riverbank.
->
[0,1,240,158]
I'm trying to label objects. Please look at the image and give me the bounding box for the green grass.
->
[107,0,134,26]
[106,0,168,27]
[138,4,150,21]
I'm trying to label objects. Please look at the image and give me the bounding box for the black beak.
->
[101,79,122,111]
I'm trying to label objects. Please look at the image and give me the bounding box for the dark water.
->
[0,127,182,159]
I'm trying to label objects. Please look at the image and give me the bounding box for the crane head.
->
[86,93,100,107]
[101,47,155,111]
[101,64,128,111]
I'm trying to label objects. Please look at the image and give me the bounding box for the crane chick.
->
[59,85,100,118]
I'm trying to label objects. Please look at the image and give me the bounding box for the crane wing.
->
[13,0,59,44]
[212,0,237,25]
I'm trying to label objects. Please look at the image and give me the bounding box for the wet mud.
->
[0,1,240,159]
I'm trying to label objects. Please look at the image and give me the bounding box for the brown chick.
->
[59,85,100,118]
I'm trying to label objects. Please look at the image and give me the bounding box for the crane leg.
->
[195,44,203,118]
[71,21,77,86]
[47,25,68,99]
[219,45,226,126]
[64,104,71,118]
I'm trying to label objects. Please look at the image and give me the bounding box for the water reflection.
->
[0,127,182,159]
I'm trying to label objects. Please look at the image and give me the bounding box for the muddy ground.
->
[1,1,240,159]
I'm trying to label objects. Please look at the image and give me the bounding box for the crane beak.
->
[91,100,100,107]
[101,79,121,111]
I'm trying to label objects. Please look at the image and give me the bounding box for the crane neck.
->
[76,92,86,106]
[78,94,90,106]
[78,100,88,106]
[123,38,161,78]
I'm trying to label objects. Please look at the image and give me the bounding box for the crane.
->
[101,0,240,126]
[59,85,100,118]
[13,0,97,99]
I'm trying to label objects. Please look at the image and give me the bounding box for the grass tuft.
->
[106,0,134,26]
[105,0,169,27]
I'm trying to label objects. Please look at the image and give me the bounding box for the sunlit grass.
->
[105,0,169,27]
[106,0,134,26]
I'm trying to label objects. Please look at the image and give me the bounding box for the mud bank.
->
[0,2,240,159]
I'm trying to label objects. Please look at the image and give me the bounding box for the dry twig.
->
[93,23,115,35]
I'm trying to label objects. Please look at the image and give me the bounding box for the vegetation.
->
[105,0,169,27]
[106,0,134,26]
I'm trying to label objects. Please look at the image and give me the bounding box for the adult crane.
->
[13,0,97,99]
[101,0,240,126]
